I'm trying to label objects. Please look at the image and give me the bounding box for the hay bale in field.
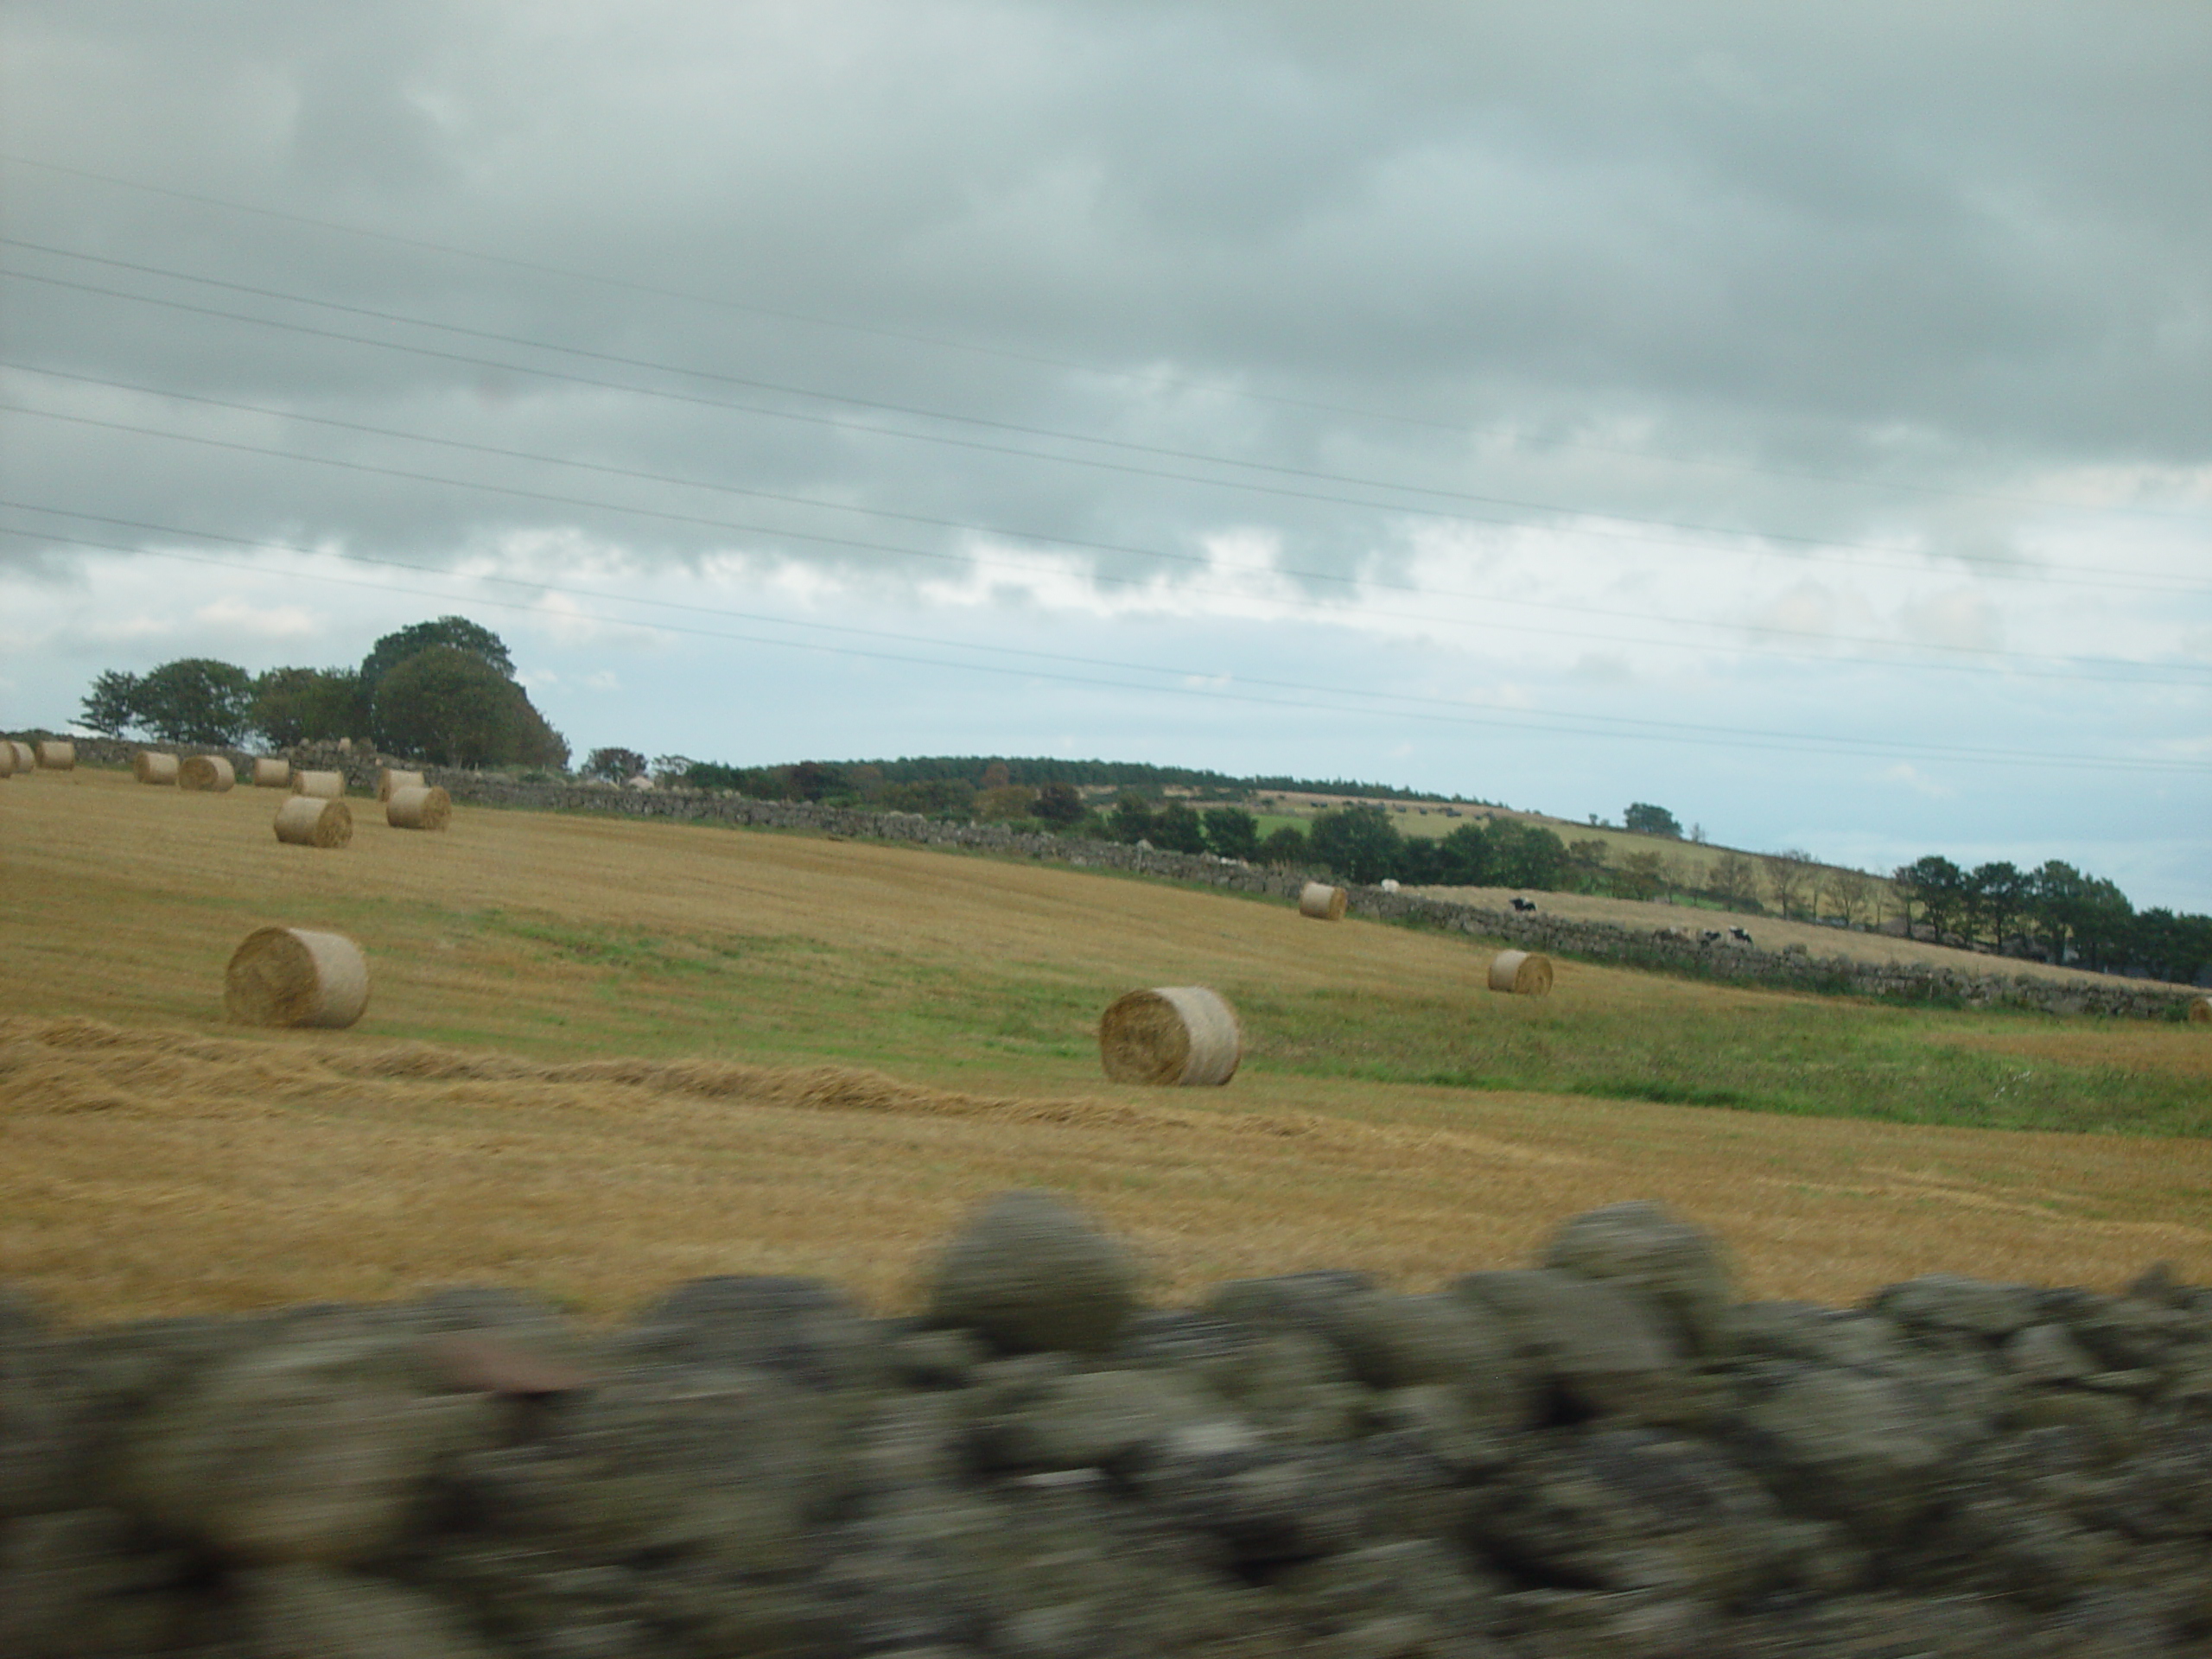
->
[251,758,291,788]
[223,926,369,1028]
[273,795,353,849]
[2190,997,2212,1027]
[133,751,181,785]
[0,743,12,778]
[36,741,75,770]
[1300,881,1349,921]
[377,767,425,802]
[1488,949,1554,997]
[179,755,235,792]
[10,740,35,772]
[385,785,451,831]
[292,769,344,799]
[1098,986,1243,1086]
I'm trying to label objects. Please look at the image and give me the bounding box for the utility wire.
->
[10,360,2207,678]
[8,499,2195,721]
[5,391,2204,690]
[7,259,2204,597]
[5,151,2201,523]
[6,512,2202,777]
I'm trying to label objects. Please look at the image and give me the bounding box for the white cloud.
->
[191,596,321,639]
[1881,762,1953,799]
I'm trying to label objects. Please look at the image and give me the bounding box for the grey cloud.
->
[3,0,2209,601]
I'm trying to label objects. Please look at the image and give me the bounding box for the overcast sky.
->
[3,2,2208,905]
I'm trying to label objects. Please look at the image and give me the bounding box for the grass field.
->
[3,766,2207,1325]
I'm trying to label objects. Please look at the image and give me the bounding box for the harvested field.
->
[5,1014,2208,1325]
[1,766,2205,1324]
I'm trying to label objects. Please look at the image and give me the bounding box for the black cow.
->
[1729,926,1753,944]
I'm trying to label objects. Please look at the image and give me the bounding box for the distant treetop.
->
[1624,802,1684,838]
[359,616,514,691]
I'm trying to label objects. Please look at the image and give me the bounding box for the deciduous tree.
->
[582,747,648,783]
[1624,802,1682,837]
[1150,800,1209,855]
[1307,803,1403,884]
[251,667,368,747]
[360,616,513,694]
[372,646,567,768]
[1202,806,1261,861]
[131,658,257,746]
[1032,782,1084,824]
[1707,851,1762,911]
[1767,850,1830,921]
[79,670,142,737]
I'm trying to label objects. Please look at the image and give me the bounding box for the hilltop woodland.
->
[65,632,2211,986]
[78,617,568,770]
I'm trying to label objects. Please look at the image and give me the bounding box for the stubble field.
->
[2,765,2206,1325]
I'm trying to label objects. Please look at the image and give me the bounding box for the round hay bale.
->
[1098,986,1243,1086]
[133,751,181,785]
[1487,949,1554,997]
[292,769,345,799]
[1299,881,1349,921]
[223,926,369,1028]
[251,757,291,788]
[377,767,426,802]
[10,741,35,772]
[273,795,353,849]
[178,755,235,792]
[385,785,451,831]
[2190,997,2212,1027]
[35,741,75,770]
[0,742,13,778]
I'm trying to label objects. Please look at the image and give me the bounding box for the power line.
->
[4,151,2200,524]
[6,508,2202,777]
[6,389,2205,690]
[7,258,2204,597]
[10,499,2195,719]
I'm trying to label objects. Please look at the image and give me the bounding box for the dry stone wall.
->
[3,1196,2210,1657]
[22,736,2199,1020]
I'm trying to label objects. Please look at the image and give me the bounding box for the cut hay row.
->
[291,769,344,799]
[273,795,353,849]
[378,766,426,801]
[251,757,290,788]
[178,755,234,793]
[132,751,180,785]
[222,926,369,1029]
[1488,949,1554,996]
[385,784,451,830]
[1299,880,1348,921]
[1098,985,1243,1086]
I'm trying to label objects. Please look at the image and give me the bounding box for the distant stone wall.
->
[3,1194,2210,1656]
[23,735,2200,1021]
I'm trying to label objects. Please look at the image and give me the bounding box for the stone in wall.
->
[3,1198,2210,1656]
